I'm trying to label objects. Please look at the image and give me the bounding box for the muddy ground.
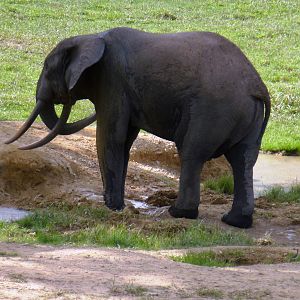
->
[0,121,299,299]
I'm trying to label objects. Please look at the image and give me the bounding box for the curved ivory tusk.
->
[60,112,96,135]
[19,104,72,150]
[39,100,96,135]
[5,101,46,144]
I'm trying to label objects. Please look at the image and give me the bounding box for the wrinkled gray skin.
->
[10,27,270,228]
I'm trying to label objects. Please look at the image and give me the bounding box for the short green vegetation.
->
[0,1,299,152]
[197,287,224,299]
[172,248,300,267]
[262,119,300,154]
[0,204,252,249]
[110,281,148,297]
[262,185,300,204]
[0,251,18,257]
[204,174,234,195]
[172,250,235,267]
[124,284,148,297]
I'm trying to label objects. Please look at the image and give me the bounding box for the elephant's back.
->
[106,27,268,102]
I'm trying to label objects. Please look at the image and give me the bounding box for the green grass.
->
[197,287,224,299]
[0,251,18,257]
[124,284,148,297]
[172,248,300,267]
[172,250,235,267]
[0,0,299,152]
[204,174,234,195]
[0,204,252,249]
[262,184,300,204]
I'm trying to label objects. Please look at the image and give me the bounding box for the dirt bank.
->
[0,121,299,299]
[0,122,230,209]
[0,243,300,300]
[0,121,299,246]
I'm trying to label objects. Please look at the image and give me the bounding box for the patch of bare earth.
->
[0,121,299,299]
[0,243,300,299]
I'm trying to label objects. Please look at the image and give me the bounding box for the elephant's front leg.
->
[96,122,137,210]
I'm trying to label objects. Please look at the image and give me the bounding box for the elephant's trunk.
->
[18,104,72,150]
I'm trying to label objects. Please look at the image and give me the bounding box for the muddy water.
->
[253,154,300,196]
[0,207,31,222]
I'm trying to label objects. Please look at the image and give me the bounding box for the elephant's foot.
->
[168,205,198,219]
[221,211,253,228]
[108,204,125,211]
[104,195,125,211]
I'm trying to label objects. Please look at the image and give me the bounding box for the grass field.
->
[0,204,252,249]
[0,0,300,152]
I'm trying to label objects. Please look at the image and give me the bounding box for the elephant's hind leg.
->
[223,142,259,228]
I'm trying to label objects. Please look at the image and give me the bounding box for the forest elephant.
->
[6,27,270,228]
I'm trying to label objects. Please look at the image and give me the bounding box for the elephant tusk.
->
[39,100,96,135]
[60,112,96,134]
[18,104,72,150]
[4,100,45,144]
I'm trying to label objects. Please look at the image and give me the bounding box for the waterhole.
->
[254,154,300,196]
[0,207,31,222]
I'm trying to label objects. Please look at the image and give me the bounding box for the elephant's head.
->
[6,34,105,149]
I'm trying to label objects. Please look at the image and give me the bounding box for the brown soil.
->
[131,131,231,180]
[0,121,300,299]
[0,243,299,299]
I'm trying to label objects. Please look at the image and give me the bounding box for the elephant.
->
[6,27,270,228]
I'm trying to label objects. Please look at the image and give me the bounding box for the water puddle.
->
[0,207,31,222]
[76,188,104,202]
[265,227,299,246]
[127,199,150,209]
[284,229,297,241]
[254,154,300,196]
[127,199,167,216]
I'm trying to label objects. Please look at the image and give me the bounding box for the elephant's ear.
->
[66,36,105,90]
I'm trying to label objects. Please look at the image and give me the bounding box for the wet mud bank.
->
[0,121,299,246]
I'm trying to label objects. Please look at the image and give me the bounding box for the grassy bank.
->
[204,174,234,195]
[0,204,252,249]
[172,248,300,267]
[262,184,300,204]
[0,0,299,152]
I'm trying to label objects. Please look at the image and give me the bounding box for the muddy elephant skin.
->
[8,27,270,228]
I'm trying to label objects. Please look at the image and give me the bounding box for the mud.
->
[146,189,177,206]
[131,132,231,180]
[0,143,78,196]
[0,121,300,299]
[0,121,299,247]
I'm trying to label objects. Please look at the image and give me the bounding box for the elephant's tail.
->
[257,92,271,145]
